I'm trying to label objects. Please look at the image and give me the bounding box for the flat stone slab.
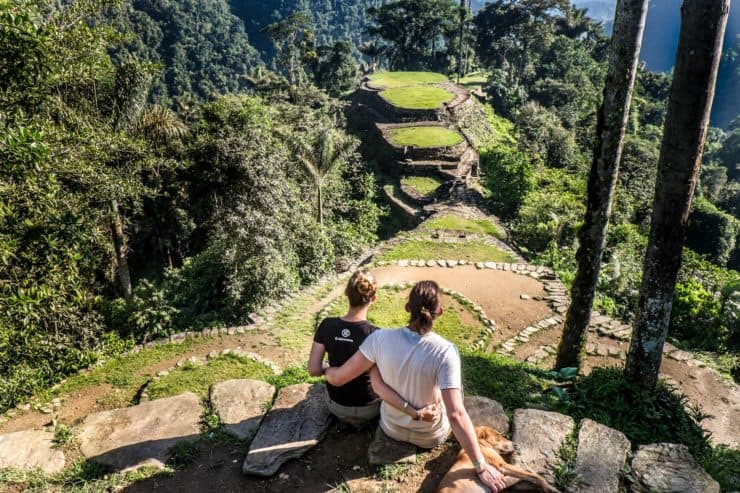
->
[511,408,574,483]
[242,383,332,477]
[368,427,416,466]
[210,379,275,441]
[574,419,630,493]
[464,395,510,434]
[0,429,65,474]
[629,443,719,493]
[77,392,202,471]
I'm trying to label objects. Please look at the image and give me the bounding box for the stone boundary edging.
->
[138,348,282,403]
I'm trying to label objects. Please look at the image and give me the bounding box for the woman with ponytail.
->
[325,280,506,492]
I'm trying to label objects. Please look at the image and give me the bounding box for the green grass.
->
[461,352,557,411]
[422,214,502,238]
[387,126,463,147]
[147,353,274,400]
[273,280,344,350]
[33,338,208,407]
[378,240,517,263]
[380,86,455,110]
[367,71,447,89]
[482,104,518,148]
[458,72,489,91]
[323,287,487,349]
[0,461,169,493]
[401,176,442,196]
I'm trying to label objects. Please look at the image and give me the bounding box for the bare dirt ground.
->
[123,422,459,493]
[373,265,551,342]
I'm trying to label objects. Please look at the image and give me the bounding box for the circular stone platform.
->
[387,126,464,148]
[366,71,448,89]
[379,85,455,110]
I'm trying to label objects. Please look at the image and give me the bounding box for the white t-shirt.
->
[359,327,462,447]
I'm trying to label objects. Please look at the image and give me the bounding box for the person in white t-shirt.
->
[325,280,506,493]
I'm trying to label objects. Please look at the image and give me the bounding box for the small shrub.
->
[479,145,534,218]
[686,198,739,266]
[670,280,727,351]
[167,441,200,469]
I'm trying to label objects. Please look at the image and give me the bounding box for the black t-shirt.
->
[314,317,378,406]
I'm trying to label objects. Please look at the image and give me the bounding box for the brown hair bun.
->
[345,270,377,307]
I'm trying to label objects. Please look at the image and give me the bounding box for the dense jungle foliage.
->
[1,0,738,413]
[0,0,378,410]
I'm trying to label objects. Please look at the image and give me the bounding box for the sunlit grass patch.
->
[378,240,517,263]
[380,86,455,110]
[422,214,501,238]
[387,126,463,147]
[401,176,442,196]
[367,71,447,89]
[322,287,486,349]
[147,353,274,400]
[273,280,344,350]
[35,338,207,406]
[459,72,489,91]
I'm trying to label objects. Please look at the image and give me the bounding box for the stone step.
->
[629,443,719,493]
[511,409,575,483]
[76,392,202,471]
[243,383,332,477]
[464,395,510,434]
[574,419,630,493]
[0,429,65,474]
[210,379,275,441]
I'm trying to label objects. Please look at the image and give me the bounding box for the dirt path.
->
[504,322,740,448]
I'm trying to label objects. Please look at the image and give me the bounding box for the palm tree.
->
[625,0,730,389]
[134,105,188,149]
[358,41,388,74]
[555,0,649,371]
[293,128,356,227]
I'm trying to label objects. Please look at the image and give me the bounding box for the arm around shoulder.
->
[325,350,374,386]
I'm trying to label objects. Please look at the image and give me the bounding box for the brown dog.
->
[437,426,561,493]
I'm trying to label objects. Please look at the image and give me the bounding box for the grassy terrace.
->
[367,71,447,89]
[401,176,442,196]
[378,239,517,263]
[147,354,274,400]
[458,72,489,91]
[380,86,454,110]
[323,287,486,349]
[422,214,502,238]
[387,126,463,148]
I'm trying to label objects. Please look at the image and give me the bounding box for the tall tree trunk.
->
[318,182,324,227]
[625,0,729,389]
[457,0,466,83]
[555,0,649,370]
[110,199,133,304]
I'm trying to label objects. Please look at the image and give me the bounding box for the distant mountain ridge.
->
[572,0,738,128]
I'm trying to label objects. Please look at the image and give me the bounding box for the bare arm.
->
[442,388,506,492]
[307,342,328,377]
[324,350,374,386]
[369,367,439,421]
